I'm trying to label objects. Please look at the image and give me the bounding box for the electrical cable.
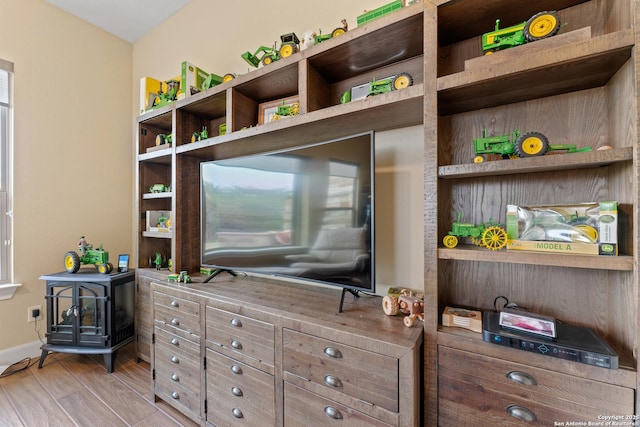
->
[0,357,36,378]
[0,315,45,378]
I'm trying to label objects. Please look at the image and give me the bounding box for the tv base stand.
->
[203,268,237,283]
[338,288,360,313]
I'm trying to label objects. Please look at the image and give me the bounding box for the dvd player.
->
[482,311,618,369]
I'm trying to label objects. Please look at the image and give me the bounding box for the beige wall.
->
[0,0,133,352]
[0,0,423,355]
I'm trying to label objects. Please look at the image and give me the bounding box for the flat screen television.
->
[200,132,374,293]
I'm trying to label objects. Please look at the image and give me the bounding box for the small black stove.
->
[38,269,135,373]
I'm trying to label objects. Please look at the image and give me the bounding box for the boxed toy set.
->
[506,201,618,256]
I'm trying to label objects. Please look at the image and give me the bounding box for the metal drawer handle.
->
[506,405,536,422]
[324,347,343,358]
[324,406,343,420]
[171,356,179,364]
[170,338,179,346]
[230,318,243,327]
[231,340,243,350]
[232,408,244,418]
[324,375,343,388]
[506,371,537,386]
[231,386,243,397]
[170,300,179,307]
[171,391,179,400]
[231,365,243,375]
[170,318,180,326]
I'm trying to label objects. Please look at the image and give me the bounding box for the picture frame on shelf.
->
[258,95,299,125]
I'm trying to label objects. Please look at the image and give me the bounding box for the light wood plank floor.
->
[0,343,198,427]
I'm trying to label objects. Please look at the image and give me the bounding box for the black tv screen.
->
[201,132,374,292]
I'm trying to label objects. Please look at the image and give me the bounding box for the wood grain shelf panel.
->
[438,147,633,179]
[438,246,633,271]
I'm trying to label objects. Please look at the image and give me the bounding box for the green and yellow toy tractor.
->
[482,11,561,54]
[472,129,591,163]
[242,33,301,68]
[443,212,507,251]
[64,236,113,274]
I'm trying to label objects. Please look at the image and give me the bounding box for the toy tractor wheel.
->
[392,73,413,90]
[64,251,81,273]
[470,236,483,247]
[442,235,458,248]
[155,134,165,146]
[482,226,508,251]
[97,263,109,274]
[404,315,417,327]
[473,154,485,163]
[223,74,235,83]
[382,295,400,315]
[515,132,549,157]
[279,44,297,58]
[525,11,561,42]
[331,27,346,37]
[262,55,274,66]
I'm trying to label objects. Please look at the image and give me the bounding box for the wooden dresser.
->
[150,276,423,426]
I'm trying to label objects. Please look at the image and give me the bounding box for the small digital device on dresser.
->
[482,311,618,369]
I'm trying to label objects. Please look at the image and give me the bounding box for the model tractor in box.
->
[64,236,113,274]
[151,79,180,109]
[443,212,507,251]
[271,102,300,120]
[483,11,561,54]
[472,129,591,163]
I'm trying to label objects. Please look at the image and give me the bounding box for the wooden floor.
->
[0,343,199,427]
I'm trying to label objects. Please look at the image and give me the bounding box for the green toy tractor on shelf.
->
[64,236,113,274]
[482,11,561,54]
[443,212,507,251]
[242,32,301,68]
[472,129,591,163]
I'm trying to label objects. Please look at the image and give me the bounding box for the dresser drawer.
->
[155,373,201,421]
[205,348,275,427]
[438,346,634,425]
[205,306,274,369]
[154,291,201,337]
[283,329,398,413]
[284,382,393,427]
[154,327,201,393]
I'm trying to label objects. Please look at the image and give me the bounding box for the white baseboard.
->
[0,340,42,373]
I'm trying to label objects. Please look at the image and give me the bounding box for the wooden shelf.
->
[438,147,633,179]
[437,0,591,46]
[142,192,172,200]
[438,245,633,271]
[437,30,634,115]
[142,231,173,239]
[138,149,172,163]
[176,84,424,160]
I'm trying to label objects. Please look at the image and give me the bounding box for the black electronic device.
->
[482,311,618,369]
